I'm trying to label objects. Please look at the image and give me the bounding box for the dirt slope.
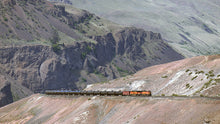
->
[86,55,220,97]
[0,94,219,124]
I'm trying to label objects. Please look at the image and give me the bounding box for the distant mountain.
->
[67,0,220,57]
[0,0,183,106]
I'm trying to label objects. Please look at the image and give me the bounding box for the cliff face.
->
[0,83,13,107]
[0,28,183,94]
[0,68,33,107]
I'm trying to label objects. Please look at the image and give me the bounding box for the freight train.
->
[45,90,151,96]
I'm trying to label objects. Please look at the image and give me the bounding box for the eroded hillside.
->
[86,55,220,97]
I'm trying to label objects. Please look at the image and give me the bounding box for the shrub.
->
[204,79,213,88]
[172,94,179,97]
[3,17,8,21]
[81,52,87,59]
[191,76,198,80]
[186,83,190,89]
[185,69,190,72]
[162,75,168,78]
[52,44,61,52]
[198,71,204,74]
[208,70,214,74]
[86,45,92,52]
[82,78,87,82]
[209,73,215,77]
[188,72,192,75]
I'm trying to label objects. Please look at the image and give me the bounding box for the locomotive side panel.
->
[141,91,151,96]
[130,91,138,96]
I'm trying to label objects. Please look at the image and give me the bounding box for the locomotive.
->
[45,90,151,96]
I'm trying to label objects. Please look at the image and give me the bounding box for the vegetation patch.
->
[172,94,187,97]
[191,76,198,80]
[214,78,220,83]
[195,70,204,74]
[162,75,168,78]
[52,43,61,52]
[3,16,8,21]
[205,70,215,79]
[81,52,87,59]
[204,79,213,88]
[185,69,190,72]
[186,83,190,89]
[82,78,87,82]
[188,72,192,75]
[196,79,214,94]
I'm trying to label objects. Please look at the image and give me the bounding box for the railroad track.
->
[44,90,220,100]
